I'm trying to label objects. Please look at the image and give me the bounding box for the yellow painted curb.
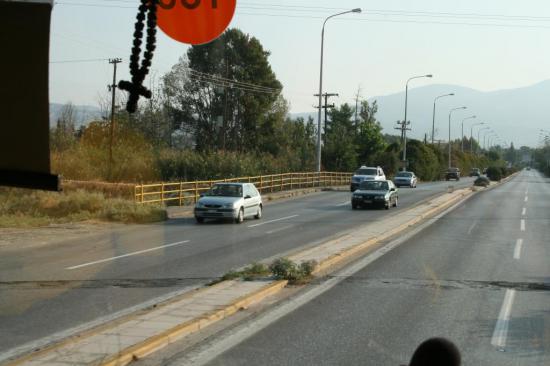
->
[99,280,288,366]
[3,280,240,366]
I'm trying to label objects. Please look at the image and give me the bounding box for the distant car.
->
[394,171,417,188]
[445,168,461,181]
[194,183,262,224]
[350,166,386,191]
[527,167,531,171]
[469,168,481,177]
[351,180,398,210]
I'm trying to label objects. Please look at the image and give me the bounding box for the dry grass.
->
[0,188,166,228]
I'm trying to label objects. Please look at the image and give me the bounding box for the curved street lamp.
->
[402,74,433,169]
[448,106,467,168]
[432,93,454,144]
[481,129,495,151]
[316,8,362,172]
[470,122,484,153]
[477,126,490,155]
[461,115,476,152]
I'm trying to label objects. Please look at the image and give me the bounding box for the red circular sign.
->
[157,0,237,45]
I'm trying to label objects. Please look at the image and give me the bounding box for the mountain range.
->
[291,81,550,148]
[49,103,102,128]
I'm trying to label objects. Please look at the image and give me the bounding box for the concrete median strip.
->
[6,280,287,366]
[7,179,516,366]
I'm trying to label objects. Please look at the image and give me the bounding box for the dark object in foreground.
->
[409,337,461,366]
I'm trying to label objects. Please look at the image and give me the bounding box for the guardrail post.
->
[161,183,165,204]
[140,184,144,204]
[260,175,263,192]
[290,173,293,190]
[134,185,137,203]
[195,181,199,203]
[179,182,184,206]
[280,175,283,191]
[271,175,274,193]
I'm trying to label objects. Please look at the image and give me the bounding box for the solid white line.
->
[247,215,299,228]
[491,289,516,349]
[66,240,190,270]
[513,239,523,259]
[524,196,528,202]
[336,201,350,207]
[520,219,526,232]
[522,208,526,216]
[467,220,478,235]
[266,225,294,235]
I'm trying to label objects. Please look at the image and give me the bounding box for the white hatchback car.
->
[194,183,262,224]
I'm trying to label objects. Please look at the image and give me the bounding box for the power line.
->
[55,1,550,29]
[49,58,116,64]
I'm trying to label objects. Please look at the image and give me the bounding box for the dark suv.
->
[445,167,461,181]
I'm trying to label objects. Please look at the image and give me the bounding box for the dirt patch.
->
[0,221,128,251]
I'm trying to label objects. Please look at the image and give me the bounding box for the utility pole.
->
[354,86,362,127]
[314,92,338,147]
[108,58,122,181]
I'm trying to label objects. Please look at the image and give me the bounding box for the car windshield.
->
[355,168,378,176]
[3,1,549,365]
[359,181,389,191]
[205,184,243,197]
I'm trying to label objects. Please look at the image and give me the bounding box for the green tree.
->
[323,104,357,171]
[355,100,386,165]
[162,28,282,153]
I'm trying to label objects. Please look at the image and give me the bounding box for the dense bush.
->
[51,121,159,182]
[486,166,503,181]
[474,176,490,187]
[269,258,317,283]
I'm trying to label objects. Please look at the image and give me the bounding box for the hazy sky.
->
[50,0,550,116]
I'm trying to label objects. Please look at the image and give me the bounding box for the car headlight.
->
[374,195,385,200]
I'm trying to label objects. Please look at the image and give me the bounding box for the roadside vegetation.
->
[0,188,166,228]
[217,258,317,285]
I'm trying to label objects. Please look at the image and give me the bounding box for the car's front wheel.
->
[235,208,244,224]
[393,197,398,207]
[195,216,204,224]
[352,202,358,210]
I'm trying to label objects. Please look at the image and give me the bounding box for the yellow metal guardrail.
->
[135,171,352,206]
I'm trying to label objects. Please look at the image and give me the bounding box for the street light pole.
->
[478,127,490,155]
[431,93,454,144]
[470,122,484,153]
[316,8,362,173]
[402,74,433,169]
[461,115,476,152]
[482,130,493,151]
[448,106,467,168]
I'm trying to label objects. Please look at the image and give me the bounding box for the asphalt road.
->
[197,170,550,366]
[0,178,474,355]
